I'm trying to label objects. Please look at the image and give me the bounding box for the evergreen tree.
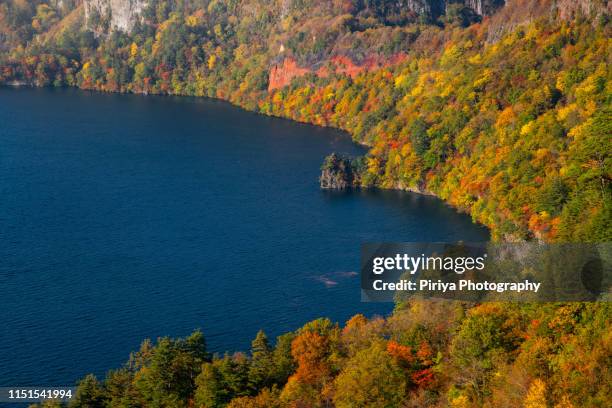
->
[71,374,106,408]
[247,330,275,391]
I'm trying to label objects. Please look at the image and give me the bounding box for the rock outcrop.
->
[555,0,611,21]
[370,0,504,21]
[402,0,440,18]
[320,153,360,189]
[486,0,609,43]
[461,0,506,16]
[84,0,145,33]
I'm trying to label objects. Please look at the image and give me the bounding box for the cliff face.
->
[486,0,609,42]
[49,0,66,8]
[462,0,506,16]
[556,0,611,20]
[79,0,508,35]
[402,0,438,17]
[376,0,504,20]
[84,0,145,33]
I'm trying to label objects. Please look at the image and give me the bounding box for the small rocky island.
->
[319,153,363,189]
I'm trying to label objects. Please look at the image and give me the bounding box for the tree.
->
[271,332,296,385]
[333,341,407,408]
[291,330,331,385]
[524,379,548,408]
[247,330,275,391]
[133,331,208,407]
[70,374,106,408]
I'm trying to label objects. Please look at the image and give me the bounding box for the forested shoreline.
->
[1,0,610,241]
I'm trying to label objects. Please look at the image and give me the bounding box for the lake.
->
[0,87,489,386]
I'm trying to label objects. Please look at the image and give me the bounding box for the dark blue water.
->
[0,87,489,386]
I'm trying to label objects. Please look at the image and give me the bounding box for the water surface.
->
[0,87,489,385]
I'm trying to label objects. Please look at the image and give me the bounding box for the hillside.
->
[0,0,610,241]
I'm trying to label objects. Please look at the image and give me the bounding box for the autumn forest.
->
[0,0,610,407]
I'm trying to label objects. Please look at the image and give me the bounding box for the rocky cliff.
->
[462,0,506,16]
[486,0,610,42]
[555,0,611,20]
[84,0,145,33]
[80,0,508,35]
[366,0,504,21]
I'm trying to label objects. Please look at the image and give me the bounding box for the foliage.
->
[24,302,610,408]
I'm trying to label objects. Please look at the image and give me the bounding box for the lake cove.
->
[0,87,489,386]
